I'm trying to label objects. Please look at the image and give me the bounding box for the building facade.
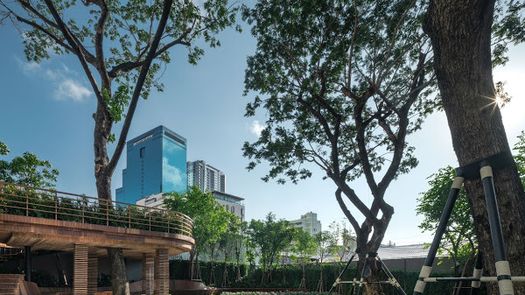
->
[212,191,245,221]
[290,212,322,236]
[187,160,226,193]
[136,190,245,221]
[116,126,187,204]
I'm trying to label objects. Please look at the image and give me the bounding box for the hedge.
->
[169,261,484,295]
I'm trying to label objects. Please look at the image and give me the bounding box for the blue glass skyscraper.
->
[116,126,187,204]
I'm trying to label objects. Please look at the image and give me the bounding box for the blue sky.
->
[1,17,524,246]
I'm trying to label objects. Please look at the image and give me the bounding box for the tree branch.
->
[42,0,103,102]
[108,28,193,78]
[91,0,110,87]
[335,188,360,234]
[107,0,174,173]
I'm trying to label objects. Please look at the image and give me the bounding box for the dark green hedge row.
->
[169,261,482,295]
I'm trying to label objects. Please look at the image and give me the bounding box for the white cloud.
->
[54,79,92,102]
[15,56,92,103]
[249,120,265,137]
[162,157,186,192]
[15,57,41,74]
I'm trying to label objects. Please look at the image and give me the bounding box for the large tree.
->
[1,0,237,293]
[424,1,525,293]
[242,1,435,292]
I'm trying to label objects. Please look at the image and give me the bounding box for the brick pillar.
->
[143,253,155,295]
[154,249,169,295]
[88,254,98,295]
[74,244,88,295]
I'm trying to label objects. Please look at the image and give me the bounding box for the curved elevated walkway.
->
[0,214,193,257]
[0,182,195,295]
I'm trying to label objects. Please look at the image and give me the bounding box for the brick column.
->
[73,244,88,295]
[88,254,98,295]
[143,253,155,295]
[154,248,169,295]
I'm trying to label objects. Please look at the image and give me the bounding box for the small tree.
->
[292,229,317,288]
[328,221,356,263]
[233,221,248,282]
[218,215,241,287]
[314,230,336,292]
[0,141,58,188]
[247,213,296,284]
[164,187,235,280]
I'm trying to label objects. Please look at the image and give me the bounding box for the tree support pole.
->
[414,152,518,294]
[413,176,464,295]
[480,165,514,295]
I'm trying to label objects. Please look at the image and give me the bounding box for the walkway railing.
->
[0,181,193,237]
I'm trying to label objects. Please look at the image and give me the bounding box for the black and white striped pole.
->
[413,176,464,295]
[480,165,514,295]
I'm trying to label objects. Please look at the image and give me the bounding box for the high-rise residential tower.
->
[187,160,226,193]
[116,126,187,204]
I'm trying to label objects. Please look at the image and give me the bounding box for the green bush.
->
[0,186,186,235]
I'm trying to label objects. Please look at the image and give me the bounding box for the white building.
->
[187,160,226,193]
[212,191,245,221]
[290,211,322,236]
[136,191,245,221]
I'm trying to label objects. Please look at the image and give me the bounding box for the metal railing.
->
[0,181,193,237]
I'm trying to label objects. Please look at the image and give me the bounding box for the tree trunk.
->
[94,102,130,295]
[424,1,525,294]
[355,221,390,295]
[108,248,130,295]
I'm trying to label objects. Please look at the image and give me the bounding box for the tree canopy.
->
[0,141,58,188]
[242,0,436,270]
[246,213,297,277]
[165,187,237,256]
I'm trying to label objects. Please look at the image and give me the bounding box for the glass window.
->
[140,147,145,158]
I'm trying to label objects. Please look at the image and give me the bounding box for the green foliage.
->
[292,229,317,265]
[492,0,525,65]
[314,231,336,264]
[0,142,8,156]
[0,141,58,188]
[0,186,184,234]
[514,131,525,186]
[164,187,238,255]
[327,221,356,261]
[2,0,238,122]
[247,213,297,272]
[242,0,436,184]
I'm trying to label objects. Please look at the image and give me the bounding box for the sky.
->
[1,13,525,246]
